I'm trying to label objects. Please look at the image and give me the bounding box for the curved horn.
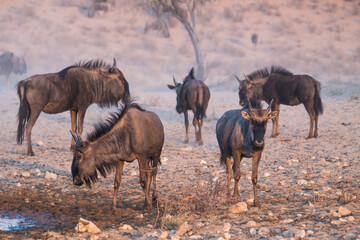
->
[173,76,178,86]
[267,99,274,112]
[234,75,241,83]
[113,58,117,67]
[247,99,253,112]
[70,130,79,146]
[243,73,251,81]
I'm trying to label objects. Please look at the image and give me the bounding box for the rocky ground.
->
[0,85,359,239]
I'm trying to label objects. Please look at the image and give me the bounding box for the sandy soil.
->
[0,84,359,239]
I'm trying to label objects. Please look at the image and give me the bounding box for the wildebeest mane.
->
[246,66,293,81]
[86,100,145,143]
[58,59,110,79]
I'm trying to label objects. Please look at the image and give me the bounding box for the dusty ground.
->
[0,84,359,239]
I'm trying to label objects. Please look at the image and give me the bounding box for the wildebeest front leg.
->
[270,103,280,137]
[252,152,261,207]
[196,118,204,145]
[314,114,319,138]
[183,110,189,143]
[77,109,87,137]
[151,155,160,206]
[138,157,152,210]
[275,104,280,136]
[25,109,41,156]
[70,110,77,150]
[232,151,241,199]
[304,102,315,139]
[225,156,232,197]
[112,160,124,212]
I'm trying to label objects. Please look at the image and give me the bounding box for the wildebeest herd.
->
[13,59,323,210]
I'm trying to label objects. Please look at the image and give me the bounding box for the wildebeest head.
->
[167,68,195,114]
[240,99,278,149]
[99,58,130,103]
[235,74,257,106]
[13,56,26,75]
[70,131,97,187]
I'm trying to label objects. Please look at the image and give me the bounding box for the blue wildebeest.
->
[0,51,26,85]
[216,99,278,207]
[236,66,323,139]
[167,68,210,145]
[17,59,130,156]
[70,101,164,211]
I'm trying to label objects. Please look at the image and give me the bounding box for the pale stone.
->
[119,224,133,231]
[301,170,307,174]
[158,231,169,239]
[44,171,57,180]
[161,157,168,163]
[309,202,314,208]
[16,183,22,187]
[229,202,248,213]
[278,166,285,170]
[280,181,286,186]
[224,233,231,239]
[249,228,256,235]
[217,238,225,240]
[246,220,257,227]
[37,141,44,146]
[306,230,314,236]
[189,235,203,239]
[297,179,308,185]
[223,222,231,232]
[347,216,355,222]
[338,206,352,216]
[171,235,180,240]
[22,172,30,178]
[178,147,192,152]
[280,219,294,224]
[137,214,143,219]
[200,160,207,164]
[264,172,271,177]
[75,218,101,234]
[331,220,342,225]
[246,197,254,204]
[35,169,41,173]
[295,230,306,239]
[258,227,270,235]
[176,222,190,236]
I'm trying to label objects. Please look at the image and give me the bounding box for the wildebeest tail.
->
[17,81,29,144]
[195,88,206,120]
[314,81,323,115]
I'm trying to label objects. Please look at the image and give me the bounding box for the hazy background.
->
[1,0,359,92]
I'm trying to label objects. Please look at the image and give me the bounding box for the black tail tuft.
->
[314,82,323,115]
[17,81,29,144]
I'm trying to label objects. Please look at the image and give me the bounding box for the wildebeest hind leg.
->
[314,115,319,138]
[138,157,152,210]
[183,110,189,143]
[25,109,41,156]
[232,151,241,199]
[225,156,232,197]
[304,102,315,139]
[151,155,160,207]
[252,152,261,207]
[112,161,124,212]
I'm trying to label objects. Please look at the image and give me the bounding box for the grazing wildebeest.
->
[216,99,278,207]
[236,66,323,139]
[70,101,164,211]
[167,68,210,145]
[17,59,130,156]
[0,51,26,85]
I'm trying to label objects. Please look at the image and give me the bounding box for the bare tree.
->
[144,0,211,80]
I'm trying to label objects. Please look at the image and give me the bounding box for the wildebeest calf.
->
[0,51,26,85]
[216,99,278,207]
[71,101,164,211]
[167,68,210,145]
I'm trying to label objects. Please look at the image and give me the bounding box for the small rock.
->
[178,147,192,152]
[258,227,270,235]
[306,230,314,236]
[280,219,294,224]
[224,233,231,239]
[347,216,355,222]
[37,141,44,146]
[338,206,351,216]
[246,197,254,204]
[309,202,314,208]
[258,183,267,190]
[171,235,180,240]
[217,238,225,240]
[189,235,203,239]
[16,183,22,187]
[249,228,256,236]
[278,166,285,170]
[331,220,342,225]
[35,169,41,173]
[200,160,207,164]
[22,172,30,178]
[295,230,306,239]
[161,157,168,163]
[264,172,271,177]
[223,222,231,232]
[339,218,347,222]
[158,231,169,239]
[301,170,307,174]
[75,218,101,234]
[279,181,286,186]
[176,222,190,236]
[119,224,133,231]
[297,179,308,185]
[137,214,144,219]
[246,220,257,227]
[229,202,248,213]
[45,172,57,180]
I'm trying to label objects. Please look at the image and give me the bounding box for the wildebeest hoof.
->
[270,134,277,138]
[27,151,35,156]
[183,139,189,144]
[306,136,313,139]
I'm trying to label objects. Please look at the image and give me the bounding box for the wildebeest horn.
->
[267,99,274,112]
[173,76,178,86]
[234,75,241,83]
[243,73,251,81]
[70,130,79,146]
[247,99,253,112]
[113,58,117,67]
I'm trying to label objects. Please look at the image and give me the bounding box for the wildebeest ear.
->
[167,84,176,90]
[268,111,279,120]
[240,110,251,120]
[188,67,195,79]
